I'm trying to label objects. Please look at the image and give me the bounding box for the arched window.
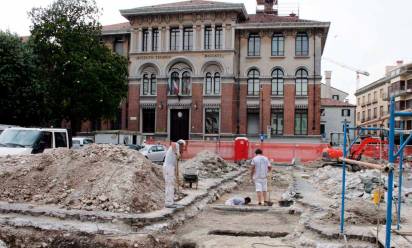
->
[214,72,220,94]
[247,69,260,96]
[170,71,180,95]
[271,69,284,96]
[296,32,309,56]
[181,71,191,95]
[150,74,157,95]
[272,33,284,56]
[295,69,308,96]
[142,74,150,95]
[205,73,212,95]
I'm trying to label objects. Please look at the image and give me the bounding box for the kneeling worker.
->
[250,149,272,205]
[163,139,186,208]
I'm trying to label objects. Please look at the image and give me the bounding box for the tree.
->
[29,0,128,133]
[0,30,46,126]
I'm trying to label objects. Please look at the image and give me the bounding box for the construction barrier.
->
[147,139,329,162]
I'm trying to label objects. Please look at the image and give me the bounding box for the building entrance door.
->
[170,109,189,142]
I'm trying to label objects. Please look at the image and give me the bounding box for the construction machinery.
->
[324,57,370,90]
[322,136,387,171]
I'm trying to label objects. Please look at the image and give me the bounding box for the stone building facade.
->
[99,0,330,141]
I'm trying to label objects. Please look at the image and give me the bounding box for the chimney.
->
[256,0,278,14]
[396,60,404,67]
[325,70,332,98]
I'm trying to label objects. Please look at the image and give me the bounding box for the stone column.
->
[165,26,170,51]
[130,29,138,53]
[192,24,197,50]
[211,24,215,50]
[147,27,152,52]
[222,24,226,50]
[179,25,184,51]
[231,25,235,49]
[158,27,163,52]
[137,28,143,52]
[201,25,205,50]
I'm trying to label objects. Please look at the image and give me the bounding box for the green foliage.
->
[30,0,128,130]
[0,31,46,126]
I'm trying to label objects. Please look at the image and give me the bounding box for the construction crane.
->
[323,57,370,90]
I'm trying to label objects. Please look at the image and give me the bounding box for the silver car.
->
[139,144,167,162]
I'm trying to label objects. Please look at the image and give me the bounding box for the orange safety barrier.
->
[146,139,329,163]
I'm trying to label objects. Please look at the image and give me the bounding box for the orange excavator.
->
[322,136,387,171]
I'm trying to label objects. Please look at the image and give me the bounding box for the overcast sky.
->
[1,0,411,103]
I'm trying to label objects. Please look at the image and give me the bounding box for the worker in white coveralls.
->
[163,139,186,208]
[250,149,272,205]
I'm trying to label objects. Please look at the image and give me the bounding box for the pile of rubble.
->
[0,144,164,213]
[180,151,238,178]
[311,166,387,200]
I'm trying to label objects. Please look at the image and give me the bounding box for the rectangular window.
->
[248,34,260,56]
[380,106,384,117]
[367,109,371,120]
[183,27,193,50]
[296,32,309,56]
[170,28,180,51]
[271,109,283,135]
[357,98,360,105]
[295,109,308,135]
[342,109,351,117]
[332,95,339,100]
[362,111,365,122]
[373,107,377,118]
[215,25,223,49]
[152,28,159,51]
[205,109,219,134]
[54,132,67,148]
[271,34,284,56]
[380,89,383,98]
[114,38,124,56]
[357,112,360,122]
[373,91,377,101]
[204,26,212,50]
[142,29,149,51]
[142,108,155,133]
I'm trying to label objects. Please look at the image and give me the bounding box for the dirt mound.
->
[0,144,164,213]
[180,151,238,178]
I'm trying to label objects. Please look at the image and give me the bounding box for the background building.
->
[355,61,412,133]
[94,0,330,142]
[320,71,355,143]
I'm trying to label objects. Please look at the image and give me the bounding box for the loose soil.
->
[0,144,164,213]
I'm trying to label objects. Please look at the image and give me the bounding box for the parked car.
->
[0,127,70,156]
[72,137,94,149]
[139,144,167,162]
[127,144,144,151]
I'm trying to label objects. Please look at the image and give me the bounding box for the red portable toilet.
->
[234,137,249,164]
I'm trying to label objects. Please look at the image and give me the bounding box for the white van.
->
[0,127,70,156]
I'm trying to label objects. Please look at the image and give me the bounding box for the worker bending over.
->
[250,149,272,205]
[163,139,186,208]
[225,196,251,206]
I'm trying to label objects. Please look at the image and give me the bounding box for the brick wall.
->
[221,82,235,134]
[156,83,168,133]
[191,83,203,134]
[284,84,296,135]
[238,84,247,134]
[127,84,140,131]
[308,84,321,135]
[261,84,272,134]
